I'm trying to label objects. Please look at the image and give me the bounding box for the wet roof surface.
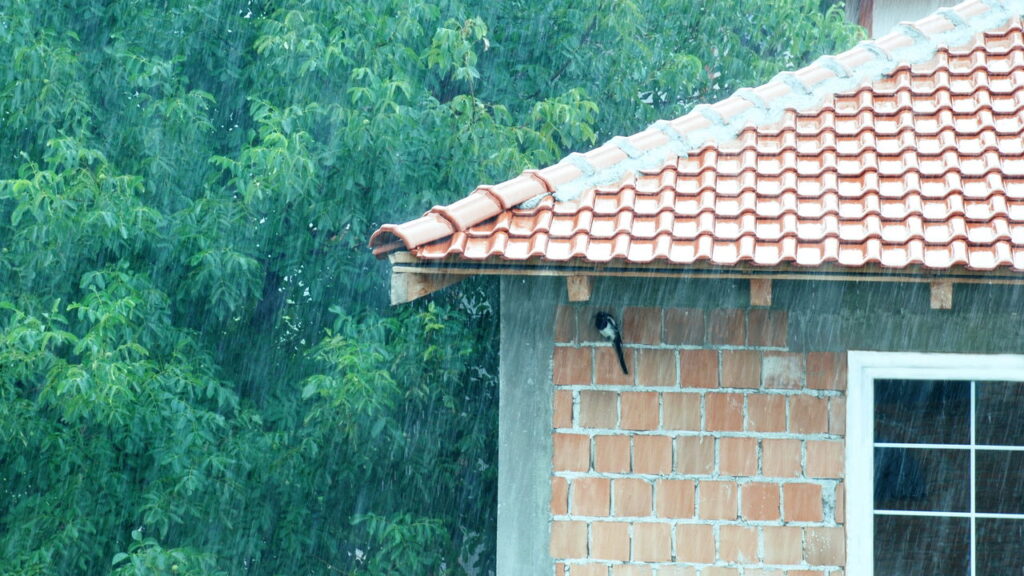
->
[370,2,1024,272]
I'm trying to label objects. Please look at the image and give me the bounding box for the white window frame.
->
[846,351,1024,576]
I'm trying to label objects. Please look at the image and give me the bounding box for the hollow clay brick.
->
[680,349,718,389]
[654,479,695,518]
[621,392,658,430]
[632,522,671,562]
[784,482,824,522]
[706,393,744,431]
[580,390,618,429]
[555,305,577,343]
[709,309,745,346]
[676,436,715,475]
[623,307,663,345]
[835,482,846,524]
[742,482,781,521]
[747,393,787,432]
[762,525,802,564]
[699,480,738,520]
[555,347,593,386]
[829,397,846,436]
[591,521,630,561]
[763,352,805,389]
[552,476,569,515]
[807,351,846,391]
[554,433,591,472]
[595,435,631,473]
[719,525,758,563]
[664,308,705,345]
[805,526,846,566]
[789,395,829,435]
[719,437,758,476]
[747,309,787,347]
[551,520,588,559]
[573,477,611,517]
[676,523,714,563]
[637,349,677,387]
[597,346,634,386]
[634,435,673,475]
[807,440,844,478]
[763,438,802,477]
[614,478,653,517]
[722,350,761,389]
[663,393,701,430]
[554,389,574,429]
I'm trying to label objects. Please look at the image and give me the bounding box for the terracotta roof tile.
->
[369,1,1024,273]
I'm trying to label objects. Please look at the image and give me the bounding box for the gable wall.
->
[498,275,1024,575]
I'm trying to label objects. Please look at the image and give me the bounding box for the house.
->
[369,1,1024,574]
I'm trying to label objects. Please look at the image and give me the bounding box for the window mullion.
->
[970,379,977,576]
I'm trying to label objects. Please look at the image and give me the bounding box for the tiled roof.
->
[370,0,1024,272]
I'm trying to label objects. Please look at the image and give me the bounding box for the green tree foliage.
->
[0,0,861,573]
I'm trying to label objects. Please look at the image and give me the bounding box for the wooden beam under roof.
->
[386,251,1024,304]
[390,271,464,305]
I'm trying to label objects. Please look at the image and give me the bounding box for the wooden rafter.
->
[750,279,772,307]
[930,280,953,310]
[566,276,592,302]
[390,272,464,305]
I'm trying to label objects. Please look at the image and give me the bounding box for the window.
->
[847,352,1024,576]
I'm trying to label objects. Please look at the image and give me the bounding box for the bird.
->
[594,312,628,375]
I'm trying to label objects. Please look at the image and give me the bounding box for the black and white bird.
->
[594,312,628,375]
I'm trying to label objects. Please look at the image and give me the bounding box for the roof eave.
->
[387,250,1024,306]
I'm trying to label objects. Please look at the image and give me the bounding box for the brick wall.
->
[549,305,847,576]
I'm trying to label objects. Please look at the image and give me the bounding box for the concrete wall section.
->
[776,280,1024,354]
[497,276,560,575]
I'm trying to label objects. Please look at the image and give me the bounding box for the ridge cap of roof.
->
[369,0,1024,256]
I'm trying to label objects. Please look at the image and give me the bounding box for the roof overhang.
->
[388,250,1024,308]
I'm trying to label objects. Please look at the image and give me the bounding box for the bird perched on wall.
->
[595,312,628,375]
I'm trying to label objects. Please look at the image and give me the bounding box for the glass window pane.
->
[874,448,970,512]
[874,515,969,576]
[976,381,1024,446]
[976,450,1024,514]
[976,519,1024,576]
[875,380,970,445]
